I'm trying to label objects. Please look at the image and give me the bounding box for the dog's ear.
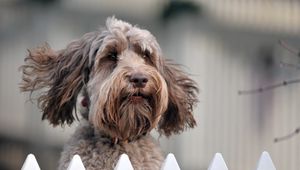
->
[20,32,97,126]
[158,59,199,136]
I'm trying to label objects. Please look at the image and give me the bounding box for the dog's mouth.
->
[121,92,152,103]
[130,92,148,102]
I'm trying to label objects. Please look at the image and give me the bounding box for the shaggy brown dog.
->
[20,17,198,170]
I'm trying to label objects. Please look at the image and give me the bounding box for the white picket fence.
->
[21,151,276,170]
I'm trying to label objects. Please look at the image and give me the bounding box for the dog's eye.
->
[93,48,99,56]
[144,49,151,58]
[107,51,118,61]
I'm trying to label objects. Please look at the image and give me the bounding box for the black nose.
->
[129,73,148,88]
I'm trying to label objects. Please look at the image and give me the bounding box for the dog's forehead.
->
[91,18,163,64]
[126,27,157,52]
[100,25,160,56]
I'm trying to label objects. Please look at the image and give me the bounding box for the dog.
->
[20,17,198,170]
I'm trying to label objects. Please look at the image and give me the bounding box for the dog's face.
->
[21,17,198,141]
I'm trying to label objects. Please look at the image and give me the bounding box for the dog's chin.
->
[110,93,156,140]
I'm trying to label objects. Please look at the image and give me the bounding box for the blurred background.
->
[1,0,300,169]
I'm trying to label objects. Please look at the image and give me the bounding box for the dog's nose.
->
[129,73,148,88]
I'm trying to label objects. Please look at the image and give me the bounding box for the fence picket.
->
[67,154,86,170]
[21,154,40,170]
[256,151,276,170]
[21,151,278,169]
[208,153,228,170]
[161,153,180,170]
[114,154,134,170]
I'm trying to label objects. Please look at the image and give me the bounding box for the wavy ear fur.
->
[20,32,97,126]
[158,59,199,136]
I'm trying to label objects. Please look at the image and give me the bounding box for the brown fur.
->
[20,17,198,169]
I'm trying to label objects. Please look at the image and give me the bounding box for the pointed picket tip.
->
[21,154,40,170]
[161,153,180,170]
[67,154,86,170]
[208,153,228,170]
[256,151,276,170]
[114,154,134,170]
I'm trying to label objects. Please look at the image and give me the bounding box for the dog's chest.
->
[58,125,164,170]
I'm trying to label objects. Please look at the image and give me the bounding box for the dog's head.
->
[21,17,198,141]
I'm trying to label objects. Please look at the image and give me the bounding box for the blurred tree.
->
[238,41,300,142]
[26,0,58,5]
[161,0,201,22]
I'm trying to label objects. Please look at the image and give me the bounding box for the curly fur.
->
[20,17,198,169]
